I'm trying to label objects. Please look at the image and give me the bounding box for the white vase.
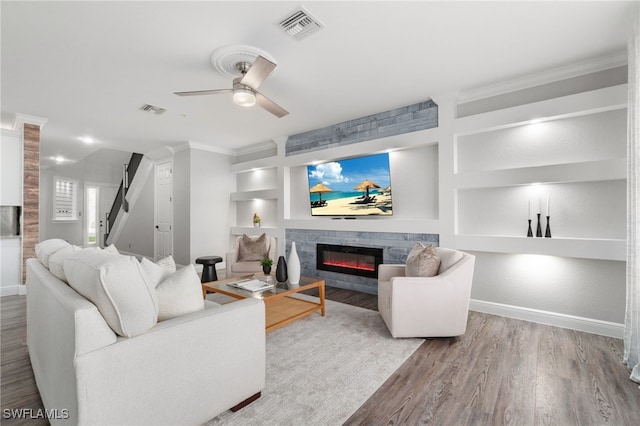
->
[288,241,301,285]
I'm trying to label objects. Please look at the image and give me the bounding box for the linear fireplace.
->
[316,244,383,278]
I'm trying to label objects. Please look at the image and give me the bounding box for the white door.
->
[99,186,118,247]
[155,161,173,259]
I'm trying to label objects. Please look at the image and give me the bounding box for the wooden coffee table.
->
[202,275,325,332]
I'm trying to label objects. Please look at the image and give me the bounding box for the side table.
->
[195,256,223,282]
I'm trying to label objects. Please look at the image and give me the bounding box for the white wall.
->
[171,146,235,266]
[172,149,191,266]
[189,148,235,263]
[115,169,155,258]
[40,148,130,245]
[471,252,626,323]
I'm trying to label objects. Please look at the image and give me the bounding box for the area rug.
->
[204,296,423,425]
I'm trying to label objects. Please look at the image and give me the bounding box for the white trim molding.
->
[12,113,48,130]
[470,299,624,339]
[1,284,27,297]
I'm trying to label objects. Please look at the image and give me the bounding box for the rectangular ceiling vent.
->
[139,104,166,115]
[276,6,325,41]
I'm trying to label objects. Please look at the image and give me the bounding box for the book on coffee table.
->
[227,278,274,293]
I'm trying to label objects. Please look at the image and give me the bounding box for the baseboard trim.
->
[469,299,624,339]
[1,284,27,297]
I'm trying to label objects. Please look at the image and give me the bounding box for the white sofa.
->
[377,247,475,338]
[26,257,266,425]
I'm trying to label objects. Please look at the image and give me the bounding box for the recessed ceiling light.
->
[51,156,65,164]
[78,136,94,144]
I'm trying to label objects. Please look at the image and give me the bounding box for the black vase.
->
[275,256,288,282]
[262,265,271,275]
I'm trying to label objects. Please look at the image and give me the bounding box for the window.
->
[53,177,79,221]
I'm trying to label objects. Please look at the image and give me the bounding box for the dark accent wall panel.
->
[286,100,438,156]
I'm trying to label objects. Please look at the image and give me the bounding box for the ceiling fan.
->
[174,55,289,118]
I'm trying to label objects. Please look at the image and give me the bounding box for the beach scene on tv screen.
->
[307,153,393,216]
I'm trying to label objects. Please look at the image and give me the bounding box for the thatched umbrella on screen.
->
[354,179,381,198]
[310,183,333,205]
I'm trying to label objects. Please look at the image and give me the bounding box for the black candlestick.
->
[545,216,552,238]
[536,213,543,237]
[527,219,533,237]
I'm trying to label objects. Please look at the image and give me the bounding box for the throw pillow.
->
[156,264,205,321]
[238,233,268,261]
[48,245,82,283]
[35,239,70,269]
[140,256,177,288]
[406,242,441,277]
[64,249,158,337]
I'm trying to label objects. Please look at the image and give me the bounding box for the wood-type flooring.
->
[2,288,640,425]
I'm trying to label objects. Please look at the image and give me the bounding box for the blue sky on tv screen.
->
[307,153,391,193]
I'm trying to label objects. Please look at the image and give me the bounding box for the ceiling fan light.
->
[233,88,256,107]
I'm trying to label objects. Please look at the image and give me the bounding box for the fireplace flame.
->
[322,260,375,272]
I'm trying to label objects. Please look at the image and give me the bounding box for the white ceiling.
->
[2,1,637,167]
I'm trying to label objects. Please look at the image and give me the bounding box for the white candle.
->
[528,199,531,220]
[546,194,550,216]
[538,197,541,214]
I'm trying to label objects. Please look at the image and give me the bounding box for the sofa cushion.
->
[156,264,205,321]
[64,249,158,337]
[35,239,70,269]
[436,247,464,274]
[48,245,82,283]
[406,242,440,277]
[238,233,268,261]
[140,256,176,288]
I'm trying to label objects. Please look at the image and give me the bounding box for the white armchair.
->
[377,248,475,338]
[226,234,277,278]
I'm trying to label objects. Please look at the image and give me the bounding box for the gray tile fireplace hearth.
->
[285,229,438,294]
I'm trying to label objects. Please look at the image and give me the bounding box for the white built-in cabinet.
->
[453,84,627,261]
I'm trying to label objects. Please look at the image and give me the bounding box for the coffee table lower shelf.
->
[265,296,322,332]
[202,275,325,332]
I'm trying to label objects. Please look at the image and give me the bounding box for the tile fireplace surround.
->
[285,229,438,294]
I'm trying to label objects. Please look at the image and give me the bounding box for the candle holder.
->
[545,216,552,238]
[536,213,543,237]
[527,219,533,237]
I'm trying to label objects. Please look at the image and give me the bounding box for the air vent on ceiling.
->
[139,104,166,115]
[276,6,325,41]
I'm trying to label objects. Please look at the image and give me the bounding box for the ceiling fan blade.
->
[256,92,289,118]
[240,56,276,89]
[174,89,232,97]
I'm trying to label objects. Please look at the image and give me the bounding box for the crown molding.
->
[12,113,48,130]
[171,141,235,156]
[458,50,628,104]
[233,140,278,157]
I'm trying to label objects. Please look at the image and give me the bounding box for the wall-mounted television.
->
[307,153,393,216]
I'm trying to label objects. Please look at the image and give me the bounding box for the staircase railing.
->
[104,153,144,243]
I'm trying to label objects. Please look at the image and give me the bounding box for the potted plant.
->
[260,257,273,275]
[253,213,261,228]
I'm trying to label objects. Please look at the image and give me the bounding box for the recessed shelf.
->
[454,84,627,136]
[454,158,626,189]
[454,234,625,261]
[230,189,278,201]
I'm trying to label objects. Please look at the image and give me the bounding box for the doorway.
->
[85,183,118,247]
